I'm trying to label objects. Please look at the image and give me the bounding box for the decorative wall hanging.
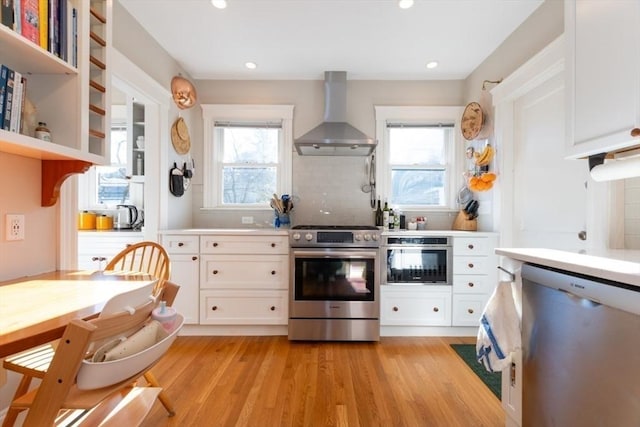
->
[170,117,191,154]
[461,102,485,141]
[171,76,198,110]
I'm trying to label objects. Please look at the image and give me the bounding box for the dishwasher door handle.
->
[558,288,602,307]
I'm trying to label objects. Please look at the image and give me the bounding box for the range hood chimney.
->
[294,71,376,156]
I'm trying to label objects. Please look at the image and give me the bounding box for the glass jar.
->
[35,122,51,142]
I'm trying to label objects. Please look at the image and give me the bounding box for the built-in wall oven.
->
[288,226,381,341]
[382,236,452,285]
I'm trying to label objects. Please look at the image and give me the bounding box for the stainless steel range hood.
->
[295,71,376,156]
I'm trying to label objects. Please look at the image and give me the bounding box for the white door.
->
[511,69,588,249]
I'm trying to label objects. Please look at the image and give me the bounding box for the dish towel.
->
[476,280,521,373]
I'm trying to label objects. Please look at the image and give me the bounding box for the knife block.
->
[452,210,477,231]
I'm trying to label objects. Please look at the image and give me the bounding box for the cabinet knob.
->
[467,244,474,249]
[270,306,276,311]
[631,128,640,138]
[213,242,218,247]
[433,307,439,312]
[271,270,276,275]
[213,270,219,275]
[271,243,276,248]
[468,308,474,314]
[393,306,399,312]
[468,263,474,268]
[192,256,198,261]
[178,242,184,247]
[212,306,218,311]
[468,282,475,288]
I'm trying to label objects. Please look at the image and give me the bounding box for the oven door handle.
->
[293,250,379,259]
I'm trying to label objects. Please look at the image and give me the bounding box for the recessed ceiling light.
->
[211,0,227,9]
[245,62,257,70]
[398,0,414,9]
[426,61,439,69]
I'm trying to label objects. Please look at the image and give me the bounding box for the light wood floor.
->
[141,336,504,427]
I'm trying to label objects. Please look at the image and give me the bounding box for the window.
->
[388,124,453,206]
[375,106,463,210]
[202,105,294,209]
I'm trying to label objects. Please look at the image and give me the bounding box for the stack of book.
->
[0,64,27,134]
[1,0,78,67]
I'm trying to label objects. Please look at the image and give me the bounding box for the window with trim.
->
[202,105,294,209]
[375,106,462,210]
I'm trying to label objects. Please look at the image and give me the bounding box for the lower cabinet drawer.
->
[200,290,288,325]
[200,255,288,289]
[453,275,493,295]
[381,287,451,326]
[452,294,488,326]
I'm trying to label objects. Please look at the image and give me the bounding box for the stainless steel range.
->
[288,225,381,341]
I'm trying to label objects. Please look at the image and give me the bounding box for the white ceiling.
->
[119,0,544,81]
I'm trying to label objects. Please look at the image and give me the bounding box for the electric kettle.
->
[114,205,138,230]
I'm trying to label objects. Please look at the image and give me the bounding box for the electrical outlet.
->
[241,216,254,224]
[6,214,25,241]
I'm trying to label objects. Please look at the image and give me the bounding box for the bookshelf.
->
[0,0,112,206]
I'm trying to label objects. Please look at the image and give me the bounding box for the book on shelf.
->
[13,0,19,33]
[20,0,38,45]
[37,0,45,48]
[0,64,9,126]
[17,75,26,133]
[2,66,15,131]
[1,0,14,29]
[9,70,23,132]
[71,5,76,67]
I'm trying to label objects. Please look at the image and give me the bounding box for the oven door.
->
[383,245,452,285]
[290,248,380,319]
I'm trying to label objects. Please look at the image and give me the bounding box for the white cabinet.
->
[565,0,640,158]
[381,286,452,326]
[199,234,289,325]
[161,235,199,324]
[0,1,111,206]
[452,236,498,326]
[77,232,143,270]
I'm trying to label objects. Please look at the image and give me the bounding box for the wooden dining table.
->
[0,270,158,359]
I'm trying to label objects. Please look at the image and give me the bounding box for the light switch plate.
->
[6,214,25,241]
[241,216,254,224]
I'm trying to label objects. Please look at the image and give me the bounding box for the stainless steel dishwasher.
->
[521,263,640,427]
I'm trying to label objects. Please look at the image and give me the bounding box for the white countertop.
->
[161,228,497,237]
[160,228,290,236]
[496,247,640,287]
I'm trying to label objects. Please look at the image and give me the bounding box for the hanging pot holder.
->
[169,162,184,197]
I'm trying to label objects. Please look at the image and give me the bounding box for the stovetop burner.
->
[291,225,379,231]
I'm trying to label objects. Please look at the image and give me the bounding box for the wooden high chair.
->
[1,281,181,427]
[3,283,182,427]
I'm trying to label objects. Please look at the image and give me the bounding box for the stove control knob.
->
[305,233,313,241]
[371,234,379,241]
[354,233,362,241]
[292,232,301,241]
[363,234,371,241]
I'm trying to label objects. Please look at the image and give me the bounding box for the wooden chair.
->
[3,284,182,427]
[104,241,171,296]
[1,281,181,426]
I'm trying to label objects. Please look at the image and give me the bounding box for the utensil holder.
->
[274,211,290,228]
[452,210,477,231]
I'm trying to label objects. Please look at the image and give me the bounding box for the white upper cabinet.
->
[565,0,640,159]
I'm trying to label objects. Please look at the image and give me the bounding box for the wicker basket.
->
[452,210,477,231]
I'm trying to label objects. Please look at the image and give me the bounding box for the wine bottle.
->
[375,199,383,226]
[388,208,395,230]
[382,201,390,230]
